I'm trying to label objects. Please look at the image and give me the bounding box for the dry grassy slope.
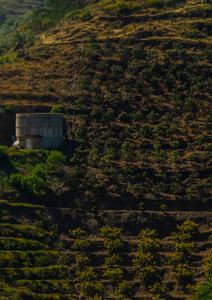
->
[0,0,211,102]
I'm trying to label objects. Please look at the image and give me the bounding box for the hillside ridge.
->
[0,0,211,298]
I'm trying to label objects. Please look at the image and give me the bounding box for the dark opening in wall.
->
[0,113,15,146]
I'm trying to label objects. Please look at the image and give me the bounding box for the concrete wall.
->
[16,113,63,149]
[19,136,42,149]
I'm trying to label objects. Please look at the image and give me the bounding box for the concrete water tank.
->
[16,113,63,149]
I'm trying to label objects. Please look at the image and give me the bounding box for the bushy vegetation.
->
[0,148,66,198]
[103,0,142,15]
[71,239,90,251]
[103,267,124,282]
[194,281,212,300]
[0,146,10,166]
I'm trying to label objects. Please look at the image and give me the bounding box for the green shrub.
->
[81,282,105,296]
[172,232,192,242]
[78,11,91,21]
[1,287,37,300]
[139,238,160,253]
[10,173,23,190]
[177,220,199,234]
[0,265,67,281]
[104,0,141,15]
[139,228,158,239]
[103,268,124,282]
[6,27,35,50]
[194,281,212,300]
[204,251,212,280]
[31,177,46,195]
[116,296,132,300]
[116,280,132,295]
[10,166,47,195]
[105,253,123,266]
[151,296,166,300]
[75,254,91,267]
[118,111,130,123]
[138,266,160,285]
[69,228,87,239]
[32,165,47,183]
[133,252,154,267]
[71,239,90,251]
[160,204,167,212]
[0,237,48,251]
[139,202,144,212]
[29,165,48,195]
[84,42,101,58]
[0,224,53,243]
[167,253,187,266]
[100,226,122,239]
[33,294,65,300]
[42,19,51,28]
[76,267,97,281]
[4,105,15,113]
[63,10,79,21]
[175,242,194,254]
[172,220,198,243]
[50,106,61,113]
[173,263,194,283]
[46,151,66,170]
[104,239,124,253]
[14,279,74,294]
[21,175,31,192]
[146,0,164,7]
[148,282,168,295]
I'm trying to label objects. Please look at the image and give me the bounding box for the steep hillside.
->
[1,0,211,206]
[0,0,211,299]
[0,0,44,36]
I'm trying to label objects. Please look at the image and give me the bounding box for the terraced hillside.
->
[0,202,72,299]
[0,0,211,299]
[0,201,212,299]
[1,0,211,209]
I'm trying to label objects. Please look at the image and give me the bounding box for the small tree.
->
[105,254,123,266]
[116,280,132,296]
[100,226,121,239]
[173,263,194,283]
[133,252,154,267]
[50,106,61,113]
[46,151,66,170]
[69,228,87,239]
[71,239,90,251]
[104,239,124,253]
[75,255,91,268]
[76,267,97,281]
[103,268,124,282]
[138,266,160,286]
[81,282,105,297]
